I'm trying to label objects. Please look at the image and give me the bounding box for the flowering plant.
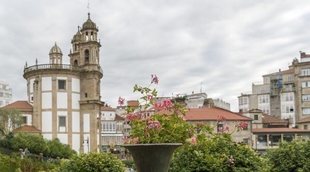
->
[120,75,194,144]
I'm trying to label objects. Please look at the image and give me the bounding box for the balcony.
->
[23,64,103,76]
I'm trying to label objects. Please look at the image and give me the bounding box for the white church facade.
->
[21,13,103,153]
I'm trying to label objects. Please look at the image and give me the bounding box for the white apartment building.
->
[0,81,12,107]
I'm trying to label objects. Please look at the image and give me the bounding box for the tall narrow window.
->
[58,80,66,90]
[74,60,78,66]
[59,116,66,127]
[85,49,90,64]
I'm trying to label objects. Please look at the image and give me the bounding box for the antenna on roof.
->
[87,0,90,14]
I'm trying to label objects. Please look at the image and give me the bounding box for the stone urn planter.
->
[123,143,182,172]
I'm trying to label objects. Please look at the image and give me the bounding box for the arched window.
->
[74,60,78,66]
[84,49,89,64]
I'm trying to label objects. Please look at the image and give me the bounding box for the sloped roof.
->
[262,114,288,124]
[127,100,139,107]
[253,128,309,133]
[2,101,32,113]
[184,107,252,121]
[13,125,41,133]
[115,114,125,121]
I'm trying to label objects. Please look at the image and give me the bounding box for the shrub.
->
[265,140,310,172]
[60,152,125,172]
[169,133,268,172]
[46,138,76,159]
[10,133,47,155]
[0,153,19,172]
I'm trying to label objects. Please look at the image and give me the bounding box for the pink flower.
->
[147,95,153,100]
[154,99,173,110]
[151,74,159,84]
[190,136,197,145]
[147,120,161,129]
[118,97,125,106]
[236,121,248,131]
[126,113,140,121]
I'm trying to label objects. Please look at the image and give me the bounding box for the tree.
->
[60,152,125,172]
[265,140,310,172]
[0,109,23,137]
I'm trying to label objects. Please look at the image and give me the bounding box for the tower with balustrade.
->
[23,13,103,153]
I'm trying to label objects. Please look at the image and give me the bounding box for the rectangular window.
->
[22,116,27,124]
[59,116,66,127]
[254,114,258,120]
[301,68,310,76]
[58,80,66,90]
[0,92,3,97]
[302,108,310,115]
[302,95,310,101]
[301,81,310,88]
[304,125,308,130]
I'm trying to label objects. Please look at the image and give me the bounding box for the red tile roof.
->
[184,107,252,121]
[13,125,41,133]
[2,101,32,113]
[127,100,139,107]
[252,128,309,133]
[262,114,288,124]
[115,114,125,121]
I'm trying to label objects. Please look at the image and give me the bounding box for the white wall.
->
[57,92,67,109]
[83,113,90,133]
[72,112,80,132]
[41,77,52,91]
[42,111,52,132]
[29,78,35,93]
[57,134,68,144]
[72,134,80,152]
[72,78,80,92]
[42,92,52,109]
[42,134,52,140]
[72,93,80,109]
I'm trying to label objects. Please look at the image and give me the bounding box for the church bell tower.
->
[69,13,103,152]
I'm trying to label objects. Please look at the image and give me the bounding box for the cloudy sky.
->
[1,0,310,111]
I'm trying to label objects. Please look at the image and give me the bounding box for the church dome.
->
[81,13,98,31]
[72,31,82,43]
[49,43,62,55]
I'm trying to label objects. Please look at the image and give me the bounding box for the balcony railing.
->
[24,64,103,74]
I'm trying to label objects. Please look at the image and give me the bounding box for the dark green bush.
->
[170,134,268,172]
[60,152,125,172]
[265,140,310,172]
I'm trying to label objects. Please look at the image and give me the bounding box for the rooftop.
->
[185,107,251,121]
[252,128,309,133]
[2,101,33,113]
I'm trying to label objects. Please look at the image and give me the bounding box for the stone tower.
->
[23,13,103,153]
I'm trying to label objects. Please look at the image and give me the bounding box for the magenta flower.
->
[151,74,159,84]
[118,97,125,106]
[154,99,173,110]
[147,95,153,100]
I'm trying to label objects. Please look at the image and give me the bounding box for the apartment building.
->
[239,51,310,128]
